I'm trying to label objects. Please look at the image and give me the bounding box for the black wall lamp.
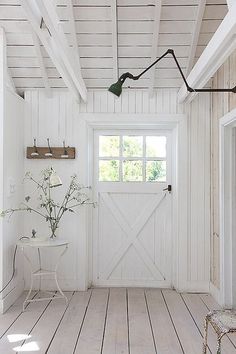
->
[108,49,236,97]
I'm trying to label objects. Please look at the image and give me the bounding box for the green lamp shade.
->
[108,79,123,97]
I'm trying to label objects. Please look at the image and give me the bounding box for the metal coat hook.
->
[61,140,69,158]
[45,138,53,157]
[31,138,39,157]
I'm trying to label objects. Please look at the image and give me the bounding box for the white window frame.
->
[96,130,171,183]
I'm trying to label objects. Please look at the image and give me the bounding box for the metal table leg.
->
[22,248,35,311]
[22,243,68,311]
[54,244,68,305]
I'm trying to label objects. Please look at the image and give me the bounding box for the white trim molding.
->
[219,108,236,307]
[210,282,221,305]
[77,113,191,292]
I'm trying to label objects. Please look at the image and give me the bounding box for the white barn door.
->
[92,130,173,288]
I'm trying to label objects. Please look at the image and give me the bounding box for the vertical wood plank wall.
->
[211,51,236,288]
[0,89,25,312]
[24,88,210,292]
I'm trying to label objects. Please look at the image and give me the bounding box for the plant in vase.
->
[0,167,94,239]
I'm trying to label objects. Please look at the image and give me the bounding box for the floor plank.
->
[0,293,52,354]
[128,288,156,354]
[200,293,236,350]
[145,289,183,354]
[162,290,205,354]
[183,293,236,353]
[0,291,35,339]
[17,292,73,354]
[102,288,129,354]
[47,290,92,354]
[0,289,226,354]
[74,288,109,354]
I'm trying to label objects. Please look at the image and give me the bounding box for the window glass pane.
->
[99,160,119,181]
[123,160,143,182]
[123,136,143,157]
[146,161,166,182]
[99,136,119,157]
[146,136,166,158]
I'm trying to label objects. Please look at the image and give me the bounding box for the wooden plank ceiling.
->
[0,0,228,95]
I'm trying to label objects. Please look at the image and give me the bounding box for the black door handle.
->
[163,185,172,193]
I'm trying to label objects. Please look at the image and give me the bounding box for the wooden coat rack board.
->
[26,147,75,159]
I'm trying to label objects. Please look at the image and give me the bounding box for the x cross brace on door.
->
[101,192,167,281]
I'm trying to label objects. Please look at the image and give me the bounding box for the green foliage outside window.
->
[99,135,167,182]
[146,161,166,182]
[123,160,143,182]
[99,160,119,181]
[123,136,143,157]
[99,136,119,157]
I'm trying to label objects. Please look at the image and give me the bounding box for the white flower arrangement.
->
[0,167,94,238]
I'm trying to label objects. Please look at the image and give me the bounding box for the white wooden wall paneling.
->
[0,86,25,313]
[24,88,210,292]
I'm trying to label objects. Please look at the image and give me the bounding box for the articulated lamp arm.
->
[108,49,236,97]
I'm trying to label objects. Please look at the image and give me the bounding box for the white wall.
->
[24,88,211,292]
[0,88,25,313]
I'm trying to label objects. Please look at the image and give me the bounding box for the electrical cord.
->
[0,236,30,294]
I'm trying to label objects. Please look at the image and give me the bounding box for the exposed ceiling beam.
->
[67,0,87,98]
[178,3,236,103]
[36,0,87,101]
[186,0,206,75]
[20,0,87,102]
[111,0,118,82]
[148,0,162,96]
[31,30,51,96]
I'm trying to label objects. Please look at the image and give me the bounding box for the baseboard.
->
[177,280,210,293]
[210,282,221,305]
[0,279,24,314]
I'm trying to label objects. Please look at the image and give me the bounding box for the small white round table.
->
[17,239,69,311]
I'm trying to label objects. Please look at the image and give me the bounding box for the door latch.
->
[163,185,172,193]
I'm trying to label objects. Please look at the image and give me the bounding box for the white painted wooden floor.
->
[1,288,236,354]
